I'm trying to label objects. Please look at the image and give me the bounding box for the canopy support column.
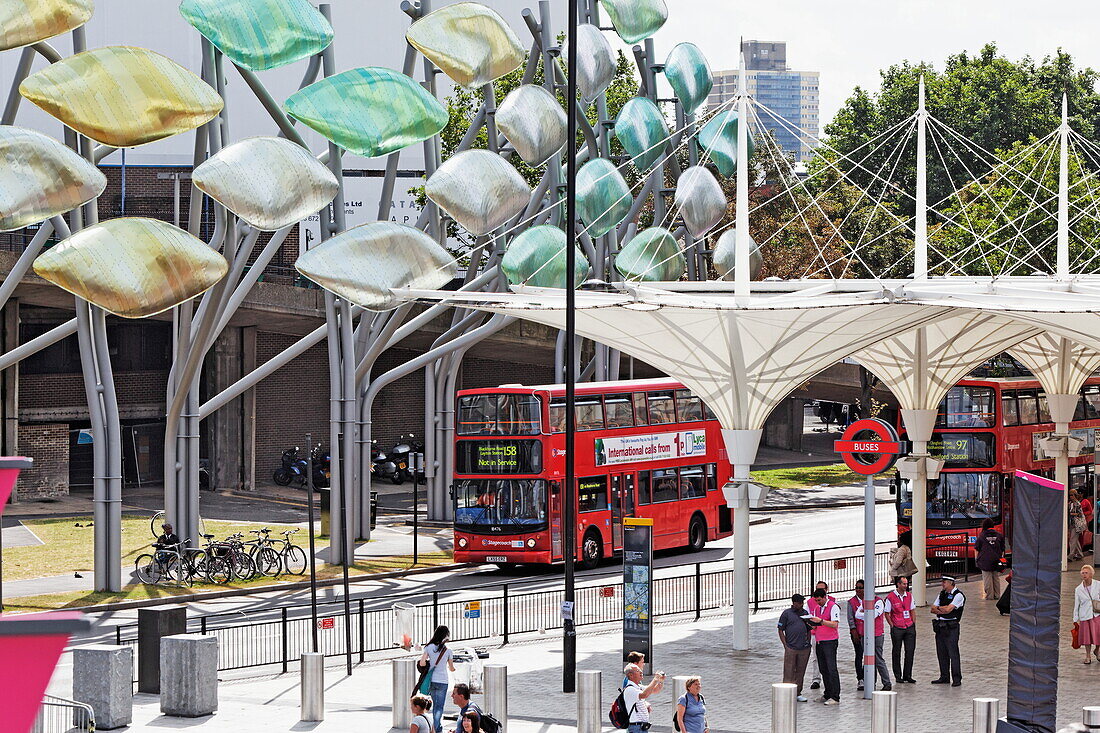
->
[897,409,940,607]
[914,76,928,279]
[1057,93,1069,280]
[721,428,763,650]
[1044,393,1080,571]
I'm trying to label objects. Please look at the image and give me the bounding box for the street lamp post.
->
[562,0,579,695]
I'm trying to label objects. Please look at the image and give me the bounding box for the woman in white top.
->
[410,694,433,733]
[420,625,456,732]
[1073,564,1100,664]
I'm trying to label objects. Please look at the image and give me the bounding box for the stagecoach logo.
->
[482,539,524,547]
[594,431,706,466]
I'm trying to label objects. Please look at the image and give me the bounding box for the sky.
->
[648,0,1100,127]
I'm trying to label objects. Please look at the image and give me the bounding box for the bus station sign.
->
[834,418,902,475]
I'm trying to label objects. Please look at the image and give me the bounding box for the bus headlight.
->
[526,538,536,548]
[457,537,467,548]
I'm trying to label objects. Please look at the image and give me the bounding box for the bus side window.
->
[578,476,608,512]
[549,402,566,433]
[1084,385,1100,419]
[632,393,649,425]
[651,468,678,502]
[1037,391,1052,423]
[680,466,705,498]
[648,391,676,425]
[576,398,604,430]
[1017,390,1039,424]
[638,471,652,505]
[1001,391,1019,427]
[705,464,718,491]
[674,389,704,422]
[605,394,635,428]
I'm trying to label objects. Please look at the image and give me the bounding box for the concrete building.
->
[708,41,820,161]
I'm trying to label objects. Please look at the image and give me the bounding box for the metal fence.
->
[114,541,974,680]
[31,695,94,733]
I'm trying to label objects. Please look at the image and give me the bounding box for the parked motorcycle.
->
[371,440,402,485]
[389,433,426,485]
[272,444,329,488]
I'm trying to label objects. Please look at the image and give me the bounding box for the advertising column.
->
[622,517,654,674]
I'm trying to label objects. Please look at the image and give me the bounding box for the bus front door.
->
[610,473,636,551]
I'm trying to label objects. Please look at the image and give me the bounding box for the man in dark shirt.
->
[778,593,818,701]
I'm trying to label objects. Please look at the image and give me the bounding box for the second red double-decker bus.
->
[452,378,733,568]
[897,376,1100,559]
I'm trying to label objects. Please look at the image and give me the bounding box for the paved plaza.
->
[47,565,1100,732]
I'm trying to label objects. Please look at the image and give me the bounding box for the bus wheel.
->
[688,515,707,552]
[580,529,602,570]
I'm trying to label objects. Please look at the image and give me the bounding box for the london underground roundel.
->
[833,418,902,475]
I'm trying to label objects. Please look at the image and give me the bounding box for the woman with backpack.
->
[410,694,433,733]
[675,676,708,733]
[418,626,455,732]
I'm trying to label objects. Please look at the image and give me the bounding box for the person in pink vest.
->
[807,581,835,691]
[884,576,917,683]
[807,587,841,705]
[852,579,892,691]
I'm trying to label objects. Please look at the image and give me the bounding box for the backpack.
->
[478,712,502,733]
[608,688,635,729]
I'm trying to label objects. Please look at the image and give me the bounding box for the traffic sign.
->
[463,601,481,619]
[317,617,335,630]
[600,586,615,598]
[834,418,902,475]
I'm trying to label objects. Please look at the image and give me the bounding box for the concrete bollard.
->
[160,634,218,717]
[300,653,324,722]
[137,606,186,693]
[771,682,796,733]
[72,645,133,730]
[1084,706,1100,730]
[577,670,601,733]
[484,664,508,732]
[871,690,897,733]
[393,657,416,730]
[972,698,999,733]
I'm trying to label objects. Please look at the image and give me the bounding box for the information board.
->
[455,440,542,474]
[622,517,653,674]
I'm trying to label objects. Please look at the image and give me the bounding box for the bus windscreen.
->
[454,479,547,530]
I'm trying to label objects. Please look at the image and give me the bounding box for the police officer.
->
[930,575,965,686]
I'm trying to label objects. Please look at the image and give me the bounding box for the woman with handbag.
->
[418,625,455,732]
[888,534,918,585]
[1073,564,1100,664]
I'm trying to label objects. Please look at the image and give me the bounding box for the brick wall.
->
[15,423,69,500]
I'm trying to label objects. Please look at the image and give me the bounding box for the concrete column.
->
[899,409,938,607]
[721,428,763,651]
[1,299,18,462]
[211,328,243,490]
[73,645,133,730]
[577,670,602,733]
[392,657,415,729]
[138,606,186,693]
[160,634,218,717]
[242,326,257,491]
[300,652,324,722]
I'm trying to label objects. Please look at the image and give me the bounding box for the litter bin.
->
[453,647,488,694]
[393,602,416,650]
[318,489,377,535]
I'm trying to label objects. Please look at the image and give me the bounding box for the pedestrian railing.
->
[31,694,95,733]
[114,541,970,680]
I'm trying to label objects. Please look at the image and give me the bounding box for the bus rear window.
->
[458,394,541,435]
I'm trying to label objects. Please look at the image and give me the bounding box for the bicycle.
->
[245,528,283,577]
[203,532,257,584]
[134,543,180,585]
[274,528,308,575]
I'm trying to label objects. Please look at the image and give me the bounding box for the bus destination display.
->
[456,440,542,474]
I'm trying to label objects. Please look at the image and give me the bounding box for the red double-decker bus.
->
[452,378,733,568]
[897,376,1100,559]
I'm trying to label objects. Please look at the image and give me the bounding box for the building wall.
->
[15,423,69,500]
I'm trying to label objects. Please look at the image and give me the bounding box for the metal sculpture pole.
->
[563,0,579,695]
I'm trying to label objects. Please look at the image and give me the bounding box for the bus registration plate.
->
[486,556,507,562]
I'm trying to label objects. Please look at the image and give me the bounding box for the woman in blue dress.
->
[675,676,707,733]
